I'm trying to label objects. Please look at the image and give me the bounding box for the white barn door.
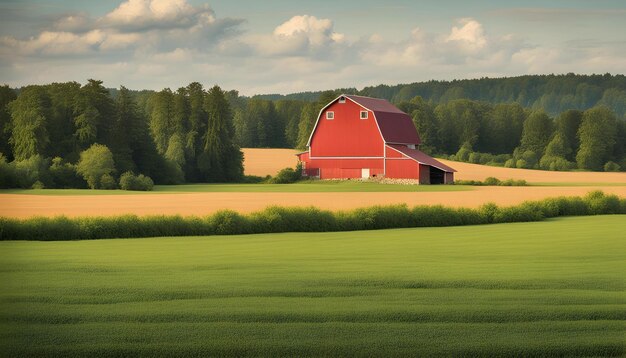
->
[361,168,370,178]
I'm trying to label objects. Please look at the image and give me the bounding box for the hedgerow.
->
[0,191,623,241]
[454,177,528,186]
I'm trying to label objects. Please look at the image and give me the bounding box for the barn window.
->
[360,110,368,119]
[338,96,346,103]
[326,111,334,120]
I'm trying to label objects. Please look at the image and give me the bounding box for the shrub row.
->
[119,172,154,191]
[454,177,528,186]
[0,191,623,241]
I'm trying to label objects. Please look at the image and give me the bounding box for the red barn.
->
[296,95,455,184]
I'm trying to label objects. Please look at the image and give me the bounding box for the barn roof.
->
[306,94,421,146]
[346,95,421,145]
[388,144,457,173]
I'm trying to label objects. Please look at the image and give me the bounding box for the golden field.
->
[0,148,624,218]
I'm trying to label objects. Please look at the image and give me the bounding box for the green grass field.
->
[1,215,625,356]
[0,181,472,195]
[2,181,623,196]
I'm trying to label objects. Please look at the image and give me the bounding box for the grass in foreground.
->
[0,216,625,356]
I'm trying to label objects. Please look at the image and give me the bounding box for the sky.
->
[0,0,625,95]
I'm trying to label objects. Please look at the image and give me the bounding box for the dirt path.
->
[2,186,625,218]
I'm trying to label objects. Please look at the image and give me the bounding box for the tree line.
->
[257,73,626,118]
[0,81,242,189]
[396,97,625,171]
[1,74,625,190]
[233,89,626,172]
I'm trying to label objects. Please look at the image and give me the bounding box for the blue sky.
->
[1,0,624,95]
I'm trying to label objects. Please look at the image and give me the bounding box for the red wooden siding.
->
[385,159,419,179]
[296,152,309,161]
[303,158,384,179]
[310,99,384,157]
[385,146,404,158]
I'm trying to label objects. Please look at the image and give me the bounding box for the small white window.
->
[338,96,346,103]
[326,111,334,120]
[360,110,368,119]
[408,144,416,149]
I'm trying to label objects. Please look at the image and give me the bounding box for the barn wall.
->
[310,99,384,157]
[445,172,454,184]
[306,158,384,179]
[419,164,430,184]
[385,145,405,158]
[297,152,310,162]
[385,159,419,179]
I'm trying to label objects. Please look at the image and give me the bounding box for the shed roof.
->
[388,144,457,173]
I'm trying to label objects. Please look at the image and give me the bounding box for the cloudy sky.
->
[0,0,625,95]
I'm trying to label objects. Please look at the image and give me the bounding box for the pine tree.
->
[200,85,243,182]
[0,85,18,159]
[149,88,175,154]
[8,86,50,160]
[296,103,318,149]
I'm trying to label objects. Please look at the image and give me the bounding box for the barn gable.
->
[309,96,385,157]
[307,95,421,147]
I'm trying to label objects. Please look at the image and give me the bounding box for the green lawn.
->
[0,181,472,195]
[1,216,625,356]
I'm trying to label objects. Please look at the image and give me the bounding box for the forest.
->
[0,74,625,189]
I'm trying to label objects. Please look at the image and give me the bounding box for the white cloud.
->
[446,18,487,50]
[0,6,624,95]
[273,15,341,46]
[101,0,214,32]
[252,15,345,56]
[0,0,241,60]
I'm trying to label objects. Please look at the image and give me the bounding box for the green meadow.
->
[1,215,625,356]
[0,181,472,195]
[2,181,624,196]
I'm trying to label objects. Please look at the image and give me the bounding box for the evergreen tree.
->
[0,85,17,159]
[149,88,175,155]
[165,133,186,168]
[184,82,208,181]
[76,80,115,147]
[199,85,243,182]
[296,103,318,149]
[554,110,583,160]
[45,82,81,159]
[8,86,50,160]
[276,100,307,148]
[483,103,526,154]
[111,86,160,175]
